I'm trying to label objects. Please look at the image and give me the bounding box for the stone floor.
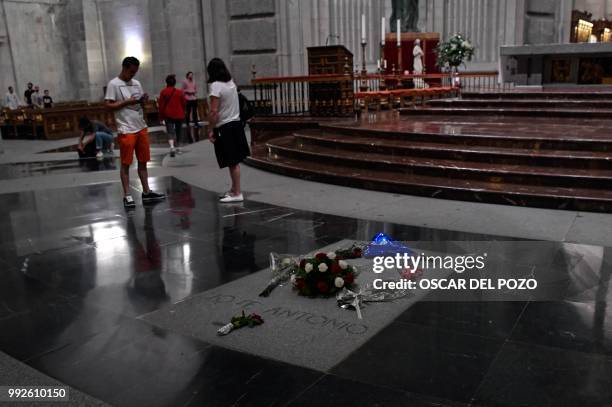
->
[0,129,612,407]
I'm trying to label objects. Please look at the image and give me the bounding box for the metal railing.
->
[251,71,513,117]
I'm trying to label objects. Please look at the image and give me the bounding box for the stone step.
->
[266,136,612,189]
[461,91,612,100]
[294,131,612,169]
[247,145,612,213]
[428,99,612,109]
[399,106,612,119]
[320,122,612,152]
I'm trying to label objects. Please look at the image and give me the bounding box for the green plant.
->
[436,34,475,70]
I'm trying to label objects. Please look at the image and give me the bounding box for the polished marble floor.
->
[0,176,611,406]
[0,156,164,180]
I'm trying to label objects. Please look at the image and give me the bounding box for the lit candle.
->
[381,17,386,45]
[384,59,387,69]
[396,19,401,46]
[377,60,381,69]
[362,14,366,43]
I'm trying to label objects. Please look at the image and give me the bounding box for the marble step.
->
[399,106,612,119]
[294,131,612,169]
[247,144,612,213]
[427,99,612,109]
[265,136,612,189]
[461,91,612,100]
[320,122,612,152]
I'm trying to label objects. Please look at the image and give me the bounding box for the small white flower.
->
[334,277,345,288]
[327,252,336,260]
[304,263,313,273]
[290,274,297,283]
[338,260,348,270]
[318,263,328,273]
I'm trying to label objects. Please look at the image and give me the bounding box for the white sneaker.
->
[96,151,103,160]
[218,191,231,198]
[219,193,243,203]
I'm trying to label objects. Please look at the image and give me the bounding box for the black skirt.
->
[213,120,251,168]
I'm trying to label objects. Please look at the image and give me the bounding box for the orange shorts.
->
[118,128,151,165]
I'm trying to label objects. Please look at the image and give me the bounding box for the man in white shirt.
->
[104,56,165,208]
[4,86,21,110]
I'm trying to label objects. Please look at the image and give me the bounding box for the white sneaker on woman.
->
[219,193,243,203]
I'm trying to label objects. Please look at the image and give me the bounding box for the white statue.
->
[412,39,428,88]
[413,38,424,74]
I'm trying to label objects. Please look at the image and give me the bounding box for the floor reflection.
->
[0,156,163,180]
[0,176,611,406]
[125,206,168,303]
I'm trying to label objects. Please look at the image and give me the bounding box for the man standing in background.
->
[4,86,22,110]
[105,56,166,208]
[24,82,33,107]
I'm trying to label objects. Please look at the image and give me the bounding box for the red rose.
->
[344,272,354,284]
[352,248,362,258]
[331,263,341,274]
[299,259,306,268]
[315,253,328,260]
[295,278,305,289]
[316,281,329,293]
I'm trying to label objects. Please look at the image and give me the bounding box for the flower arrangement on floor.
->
[259,244,364,297]
[291,252,358,297]
[436,33,475,71]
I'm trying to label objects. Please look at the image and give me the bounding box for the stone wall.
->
[0,0,73,102]
[574,0,612,20]
[0,0,591,106]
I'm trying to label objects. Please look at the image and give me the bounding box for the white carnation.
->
[318,263,328,272]
[290,274,297,283]
[338,260,348,270]
[304,263,313,273]
[334,277,345,288]
[327,252,336,260]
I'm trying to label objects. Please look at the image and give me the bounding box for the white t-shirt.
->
[4,92,20,110]
[209,80,240,128]
[105,77,147,134]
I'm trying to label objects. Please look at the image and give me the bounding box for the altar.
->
[501,42,612,86]
[382,32,440,75]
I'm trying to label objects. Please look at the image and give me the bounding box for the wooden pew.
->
[2,97,210,140]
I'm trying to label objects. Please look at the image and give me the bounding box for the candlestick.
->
[360,41,368,92]
[361,41,367,75]
[397,41,402,74]
[361,14,366,43]
[381,17,385,45]
[396,19,401,46]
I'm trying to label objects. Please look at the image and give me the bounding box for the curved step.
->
[266,136,612,189]
[399,107,612,119]
[320,121,612,151]
[428,99,612,109]
[247,145,612,212]
[461,91,612,100]
[294,131,612,169]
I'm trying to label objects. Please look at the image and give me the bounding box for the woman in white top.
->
[207,58,250,203]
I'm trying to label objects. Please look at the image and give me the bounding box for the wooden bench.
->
[2,97,210,140]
